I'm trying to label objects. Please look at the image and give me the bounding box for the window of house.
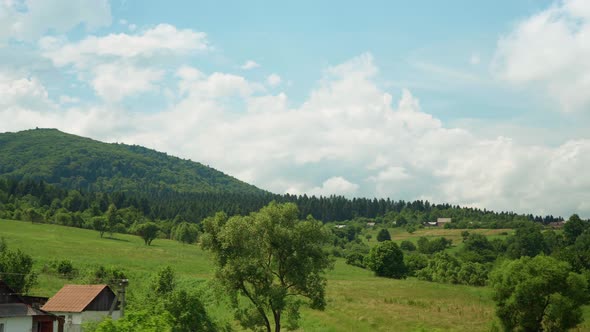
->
[0,322,5,332]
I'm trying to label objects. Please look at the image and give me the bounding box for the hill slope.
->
[0,128,263,194]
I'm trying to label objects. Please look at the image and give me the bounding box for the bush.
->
[400,240,416,251]
[376,228,391,242]
[366,241,406,278]
[404,253,428,277]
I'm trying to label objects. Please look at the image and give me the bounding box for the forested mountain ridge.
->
[0,128,263,194]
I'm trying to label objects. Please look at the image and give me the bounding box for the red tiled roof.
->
[41,285,109,313]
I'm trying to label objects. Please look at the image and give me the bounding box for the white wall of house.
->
[0,316,33,332]
[49,310,120,332]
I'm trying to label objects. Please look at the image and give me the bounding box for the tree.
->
[490,256,589,331]
[400,240,416,251]
[506,222,547,259]
[0,238,37,293]
[201,202,333,332]
[564,214,587,245]
[132,222,160,245]
[172,222,199,244]
[92,216,108,238]
[106,203,120,237]
[365,241,406,279]
[376,228,391,242]
[152,266,176,296]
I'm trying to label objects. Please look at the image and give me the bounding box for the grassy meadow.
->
[1,218,588,331]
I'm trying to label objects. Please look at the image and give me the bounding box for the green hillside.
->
[0,218,497,331]
[3,218,590,331]
[0,128,263,194]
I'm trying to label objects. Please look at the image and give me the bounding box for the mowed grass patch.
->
[0,218,214,295]
[296,260,497,332]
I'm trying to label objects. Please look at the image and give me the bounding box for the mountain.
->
[0,128,264,194]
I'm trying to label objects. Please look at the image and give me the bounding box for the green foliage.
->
[131,222,160,245]
[152,266,176,296]
[417,237,452,255]
[564,214,588,245]
[506,222,547,259]
[376,228,391,242]
[404,252,429,277]
[91,309,173,332]
[165,290,219,332]
[366,241,406,279]
[490,256,588,332]
[416,252,461,284]
[344,242,370,268]
[458,233,498,263]
[400,240,416,251]
[171,222,199,244]
[0,238,37,293]
[202,202,333,332]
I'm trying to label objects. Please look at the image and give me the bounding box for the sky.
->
[1,0,590,218]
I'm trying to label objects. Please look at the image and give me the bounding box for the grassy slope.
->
[1,219,588,332]
[0,128,262,194]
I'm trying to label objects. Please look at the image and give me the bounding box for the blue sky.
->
[1,0,590,217]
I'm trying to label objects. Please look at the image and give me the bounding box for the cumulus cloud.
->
[38,24,209,102]
[307,177,360,196]
[40,24,210,68]
[0,72,53,110]
[2,54,590,217]
[492,0,590,112]
[241,60,260,70]
[266,74,281,87]
[91,63,164,102]
[0,0,111,41]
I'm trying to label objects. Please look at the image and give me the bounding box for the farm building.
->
[437,218,452,227]
[0,280,59,332]
[41,285,120,332]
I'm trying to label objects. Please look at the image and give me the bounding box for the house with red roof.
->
[41,285,120,332]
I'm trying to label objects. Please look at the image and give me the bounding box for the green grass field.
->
[1,219,588,331]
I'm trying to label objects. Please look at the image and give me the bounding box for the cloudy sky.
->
[1,0,590,217]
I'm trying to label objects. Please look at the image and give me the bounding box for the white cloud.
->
[39,24,209,102]
[59,95,79,104]
[492,0,590,112]
[0,72,53,110]
[0,0,111,41]
[3,53,590,217]
[241,60,260,70]
[266,73,281,87]
[470,53,480,65]
[91,63,164,102]
[40,24,210,68]
[307,177,360,196]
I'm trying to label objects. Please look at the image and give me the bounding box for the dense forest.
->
[0,128,262,194]
[0,177,562,234]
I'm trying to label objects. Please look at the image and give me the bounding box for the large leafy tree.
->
[132,222,160,245]
[490,256,588,332]
[201,202,333,332]
[365,240,406,279]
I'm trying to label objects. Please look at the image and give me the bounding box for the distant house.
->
[366,222,376,227]
[335,224,347,229]
[437,218,452,227]
[426,221,438,227]
[41,285,120,332]
[548,221,565,229]
[0,280,59,332]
